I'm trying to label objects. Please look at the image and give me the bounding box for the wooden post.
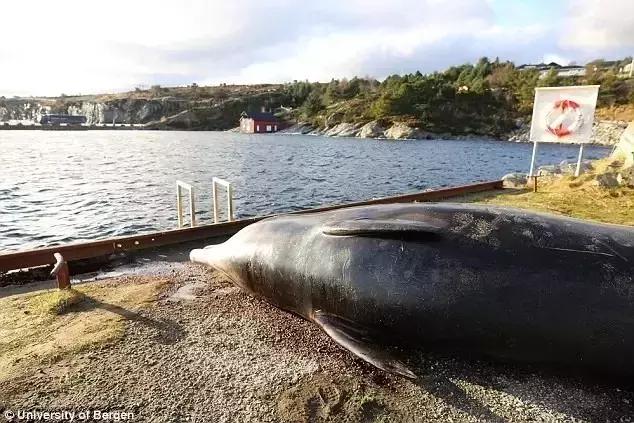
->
[51,252,71,289]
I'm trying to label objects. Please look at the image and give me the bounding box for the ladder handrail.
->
[176,181,196,228]
[212,177,234,223]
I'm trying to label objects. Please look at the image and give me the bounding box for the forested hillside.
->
[282,57,634,137]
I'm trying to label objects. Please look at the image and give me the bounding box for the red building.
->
[239,111,280,133]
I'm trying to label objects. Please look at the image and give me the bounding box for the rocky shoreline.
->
[279,120,629,146]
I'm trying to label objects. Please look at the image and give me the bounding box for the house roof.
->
[559,65,585,70]
[241,111,279,121]
[518,62,563,70]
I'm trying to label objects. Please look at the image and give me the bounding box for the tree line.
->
[280,57,634,136]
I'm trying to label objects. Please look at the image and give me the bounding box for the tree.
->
[538,68,561,87]
[302,90,324,115]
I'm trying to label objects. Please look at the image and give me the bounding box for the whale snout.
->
[190,244,229,268]
[190,247,211,265]
[190,243,249,291]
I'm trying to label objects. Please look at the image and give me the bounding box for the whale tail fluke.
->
[313,310,417,379]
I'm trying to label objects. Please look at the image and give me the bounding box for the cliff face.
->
[65,98,188,125]
[0,85,289,130]
[0,99,50,122]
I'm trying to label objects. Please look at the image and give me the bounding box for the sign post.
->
[575,144,585,177]
[528,85,600,177]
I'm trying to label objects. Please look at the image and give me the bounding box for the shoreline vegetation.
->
[2,56,633,144]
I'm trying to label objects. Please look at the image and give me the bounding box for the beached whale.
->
[191,203,634,379]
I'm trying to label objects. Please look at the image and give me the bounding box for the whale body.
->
[191,203,634,379]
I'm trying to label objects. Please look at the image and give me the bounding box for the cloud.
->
[0,0,631,96]
[561,0,634,51]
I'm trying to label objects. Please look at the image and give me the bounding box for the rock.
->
[144,110,199,129]
[592,121,629,146]
[595,173,620,188]
[617,167,634,187]
[506,121,627,145]
[558,160,593,175]
[502,173,528,188]
[384,122,417,139]
[325,111,344,127]
[612,122,634,168]
[279,123,314,135]
[357,121,386,138]
[324,122,361,137]
[537,165,561,176]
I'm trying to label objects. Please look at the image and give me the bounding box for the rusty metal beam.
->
[0,180,503,273]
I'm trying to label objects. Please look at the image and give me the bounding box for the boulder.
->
[324,122,360,137]
[384,122,417,139]
[502,173,528,188]
[537,165,561,176]
[592,121,628,146]
[558,159,593,175]
[358,121,386,138]
[617,167,634,187]
[594,173,620,188]
[612,122,634,168]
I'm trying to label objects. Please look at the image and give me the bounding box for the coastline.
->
[1,119,627,146]
[275,119,627,146]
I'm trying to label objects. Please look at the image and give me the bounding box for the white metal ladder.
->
[175,178,234,228]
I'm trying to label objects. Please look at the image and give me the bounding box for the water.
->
[0,131,610,252]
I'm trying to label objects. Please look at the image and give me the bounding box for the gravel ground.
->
[1,261,633,422]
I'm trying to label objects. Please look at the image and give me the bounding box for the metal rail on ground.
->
[0,180,503,273]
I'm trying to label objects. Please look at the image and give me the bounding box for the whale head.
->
[189,217,313,313]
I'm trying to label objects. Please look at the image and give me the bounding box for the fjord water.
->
[0,131,610,252]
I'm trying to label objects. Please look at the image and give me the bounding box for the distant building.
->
[239,110,279,133]
[40,114,87,125]
[620,62,633,77]
[517,62,586,78]
[556,65,586,77]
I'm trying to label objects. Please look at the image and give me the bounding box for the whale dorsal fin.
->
[313,310,416,379]
[323,218,442,240]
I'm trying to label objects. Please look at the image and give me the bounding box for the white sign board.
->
[529,85,600,144]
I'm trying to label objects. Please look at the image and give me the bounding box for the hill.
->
[1,57,632,139]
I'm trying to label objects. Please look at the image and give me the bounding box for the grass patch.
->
[0,276,168,383]
[28,289,85,315]
[458,159,634,226]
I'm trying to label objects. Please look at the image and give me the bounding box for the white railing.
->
[212,177,234,223]
[176,181,196,228]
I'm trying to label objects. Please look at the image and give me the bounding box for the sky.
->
[0,0,632,97]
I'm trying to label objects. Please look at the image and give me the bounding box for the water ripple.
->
[0,131,610,252]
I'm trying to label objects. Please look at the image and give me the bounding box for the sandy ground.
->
[1,261,633,423]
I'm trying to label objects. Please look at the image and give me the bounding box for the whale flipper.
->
[313,311,416,379]
[322,218,443,240]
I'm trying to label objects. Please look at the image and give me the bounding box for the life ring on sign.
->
[544,99,584,137]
